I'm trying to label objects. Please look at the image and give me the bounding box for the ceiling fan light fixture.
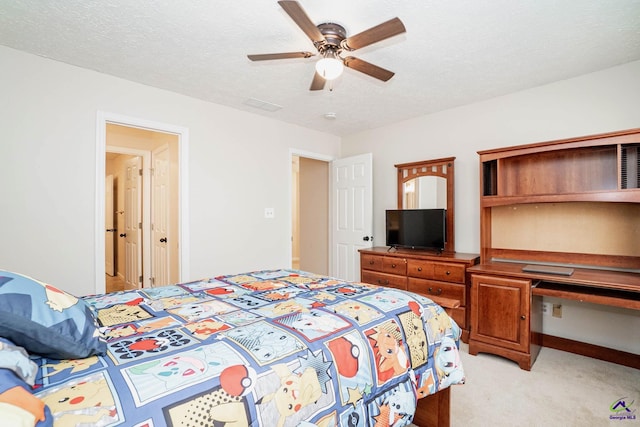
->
[315,49,344,80]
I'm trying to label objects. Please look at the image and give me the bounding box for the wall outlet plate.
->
[542,302,552,316]
[552,304,563,318]
[264,208,275,218]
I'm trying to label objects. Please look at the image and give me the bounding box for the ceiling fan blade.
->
[247,52,315,61]
[343,17,406,51]
[310,71,326,91]
[344,56,395,81]
[278,1,325,44]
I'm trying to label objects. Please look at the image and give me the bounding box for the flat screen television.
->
[385,209,446,251]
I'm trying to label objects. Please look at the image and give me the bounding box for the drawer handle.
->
[428,287,443,295]
[417,267,422,272]
[369,260,375,265]
[446,271,451,275]
[378,279,389,285]
[391,263,396,268]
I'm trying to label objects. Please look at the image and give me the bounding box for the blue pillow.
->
[0,271,106,359]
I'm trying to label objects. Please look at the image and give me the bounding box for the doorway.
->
[290,152,373,281]
[96,112,190,295]
[105,125,179,290]
[291,153,330,275]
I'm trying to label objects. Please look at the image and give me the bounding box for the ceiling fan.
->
[247,0,406,90]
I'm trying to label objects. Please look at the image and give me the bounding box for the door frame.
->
[95,111,190,294]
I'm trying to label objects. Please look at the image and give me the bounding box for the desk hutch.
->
[468,128,640,370]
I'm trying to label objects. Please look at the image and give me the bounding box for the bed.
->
[0,268,465,427]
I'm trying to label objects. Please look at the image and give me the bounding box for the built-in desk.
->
[472,129,640,370]
[472,261,640,307]
[468,261,640,370]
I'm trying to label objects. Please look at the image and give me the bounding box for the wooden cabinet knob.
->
[417,267,422,272]
[520,315,526,320]
[446,271,451,275]
[391,263,397,268]
[369,260,374,264]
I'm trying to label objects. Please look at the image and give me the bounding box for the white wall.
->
[1,43,638,353]
[341,60,640,354]
[0,45,340,297]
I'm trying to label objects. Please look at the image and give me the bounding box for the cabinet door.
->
[470,274,530,353]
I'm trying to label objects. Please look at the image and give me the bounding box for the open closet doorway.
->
[291,154,329,274]
[105,124,180,291]
[96,112,190,295]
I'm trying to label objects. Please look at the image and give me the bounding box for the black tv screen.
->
[385,209,446,250]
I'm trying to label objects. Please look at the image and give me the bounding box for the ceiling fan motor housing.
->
[316,22,347,53]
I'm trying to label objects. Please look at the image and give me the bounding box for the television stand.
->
[359,247,479,342]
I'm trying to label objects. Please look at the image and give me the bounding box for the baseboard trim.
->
[533,333,640,370]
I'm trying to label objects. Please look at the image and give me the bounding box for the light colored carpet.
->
[447,343,640,426]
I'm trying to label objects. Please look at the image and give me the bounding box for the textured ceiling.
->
[1,0,639,136]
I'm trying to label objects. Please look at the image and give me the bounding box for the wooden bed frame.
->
[413,386,451,426]
[412,293,458,426]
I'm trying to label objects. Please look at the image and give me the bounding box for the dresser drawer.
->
[407,278,465,302]
[361,271,407,290]
[407,260,434,279]
[382,257,407,275]
[433,262,466,283]
[407,259,465,283]
[449,307,466,329]
[361,254,384,272]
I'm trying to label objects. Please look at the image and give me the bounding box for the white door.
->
[124,156,143,289]
[152,145,170,287]
[105,174,115,276]
[330,153,373,281]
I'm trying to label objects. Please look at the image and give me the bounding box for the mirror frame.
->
[395,157,455,253]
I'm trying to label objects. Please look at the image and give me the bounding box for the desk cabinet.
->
[469,274,541,370]
[359,247,479,341]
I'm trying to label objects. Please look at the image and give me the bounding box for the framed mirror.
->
[395,157,455,253]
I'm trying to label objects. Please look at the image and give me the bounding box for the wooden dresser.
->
[469,128,640,370]
[359,247,479,341]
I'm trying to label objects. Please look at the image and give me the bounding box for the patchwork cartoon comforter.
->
[31,269,465,426]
